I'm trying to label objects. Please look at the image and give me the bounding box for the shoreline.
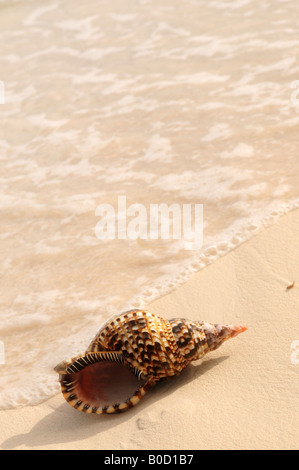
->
[1,208,298,450]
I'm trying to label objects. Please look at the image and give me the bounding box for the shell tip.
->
[231,325,248,337]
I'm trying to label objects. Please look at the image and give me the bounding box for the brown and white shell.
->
[54,310,247,414]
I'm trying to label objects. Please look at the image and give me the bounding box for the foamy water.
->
[0,0,299,409]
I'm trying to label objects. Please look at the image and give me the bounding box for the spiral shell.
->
[54,310,247,414]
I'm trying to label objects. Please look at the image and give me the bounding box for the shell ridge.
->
[66,350,148,382]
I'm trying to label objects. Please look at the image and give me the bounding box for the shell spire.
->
[200,322,248,352]
[54,310,247,415]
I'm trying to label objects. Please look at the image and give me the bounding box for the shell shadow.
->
[1,356,228,449]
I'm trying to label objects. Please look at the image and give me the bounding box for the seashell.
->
[54,310,247,415]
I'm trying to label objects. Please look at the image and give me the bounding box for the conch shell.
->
[54,310,247,414]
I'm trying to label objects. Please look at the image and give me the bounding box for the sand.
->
[0,209,298,450]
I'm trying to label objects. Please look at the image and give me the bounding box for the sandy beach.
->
[1,208,298,451]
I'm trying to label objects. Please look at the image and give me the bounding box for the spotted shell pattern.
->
[55,310,246,415]
[87,310,209,378]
